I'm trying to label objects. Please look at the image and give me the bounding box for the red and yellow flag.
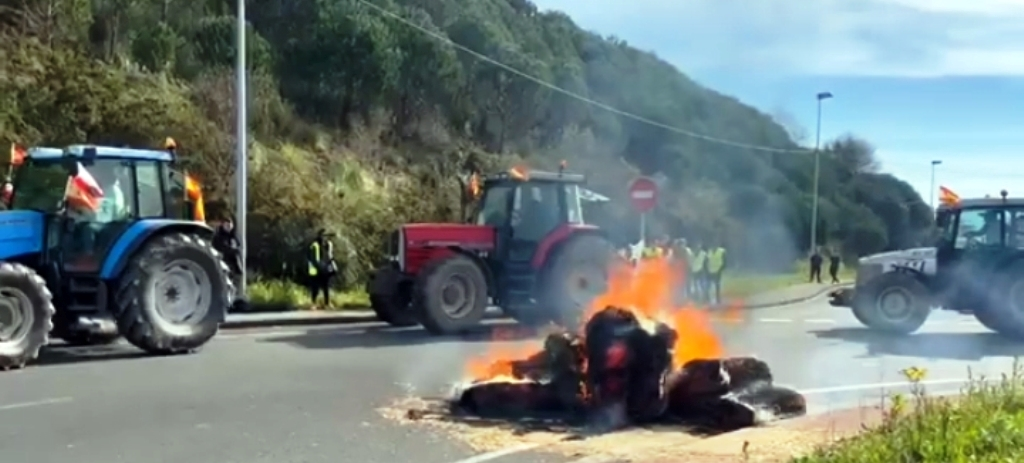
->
[184,174,205,222]
[939,186,960,205]
[10,143,25,166]
[468,173,481,199]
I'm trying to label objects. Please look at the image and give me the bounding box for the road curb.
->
[222,286,852,330]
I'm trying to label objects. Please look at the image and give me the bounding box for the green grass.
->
[246,279,370,312]
[721,261,855,299]
[794,362,1024,463]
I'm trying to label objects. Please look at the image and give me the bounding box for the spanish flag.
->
[184,174,205,222]
[939,186,960,205]
[10,143,25,166]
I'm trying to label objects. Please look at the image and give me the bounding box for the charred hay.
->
[449,306,806,433]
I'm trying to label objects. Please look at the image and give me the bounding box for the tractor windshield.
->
[9,161,71,212]
[953,206,1024,249]
[475,184,513,226]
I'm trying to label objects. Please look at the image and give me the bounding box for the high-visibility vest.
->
[692,249,706,272]
[308,240,334,276]
[707,247,726,273]
[641,246,662,259]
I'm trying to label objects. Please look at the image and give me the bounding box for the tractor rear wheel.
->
[413,254,488,335]
[0,262,54,369]
[113,233,233,354]
[851,272,930,334]
[368,265,417,327]
[987,260,1024,339]
[537,234,616,329]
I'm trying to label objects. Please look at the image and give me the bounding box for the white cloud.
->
[532,0,1024,77]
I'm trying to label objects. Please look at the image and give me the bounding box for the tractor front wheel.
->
[851,272,930,334]
[538,234,616,329]
[0,263,54,369]
[413,255,488,335]
[113,233,234,354]
[368,265,417,327]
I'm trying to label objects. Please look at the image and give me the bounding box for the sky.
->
[530,0,1024,205]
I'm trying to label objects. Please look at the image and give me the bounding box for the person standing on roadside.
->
[213,217,242,281]
[704,241,727,305]
[306,229,337,308]
[809,248,823,283]
[691,241,708,303]
[828,248,841,284]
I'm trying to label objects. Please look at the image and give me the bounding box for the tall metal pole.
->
[809,91,833,254]
[234,0,248,295]
[929,160,942,209]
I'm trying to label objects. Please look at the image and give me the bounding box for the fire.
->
[464,257,737,381]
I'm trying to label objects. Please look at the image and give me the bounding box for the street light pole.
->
[809,91,833,254]
[929,160,942,209]
[234,0,248,296]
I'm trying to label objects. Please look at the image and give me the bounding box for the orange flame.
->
[463,257,736,381]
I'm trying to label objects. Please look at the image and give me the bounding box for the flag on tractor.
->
[10,143,25,166]
[184,173,205,222]
[938,186,960,205]
[65,162,104,212]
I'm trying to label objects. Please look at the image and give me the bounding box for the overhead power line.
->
[354,0,810,154]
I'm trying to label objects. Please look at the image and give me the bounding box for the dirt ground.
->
[379,396,886,462]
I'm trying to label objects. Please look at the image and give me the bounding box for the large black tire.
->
[537,233,616,329]
[0,263,54,369]
[851,272,930,334]
[412,254,488,335]
[113,233,234,354]
[367,265,417,327]
[984,260,1024,339]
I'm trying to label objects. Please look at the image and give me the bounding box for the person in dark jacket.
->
[212,217,242,279]
[828,248,842,284]
[809,248,823,283]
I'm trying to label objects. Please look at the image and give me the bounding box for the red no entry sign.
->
[628,177,658,213]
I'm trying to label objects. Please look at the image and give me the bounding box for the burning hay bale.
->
[451,306,806,433]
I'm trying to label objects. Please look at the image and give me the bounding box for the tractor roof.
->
[28,145,173,162]
[938,197,1024,209]
[483,169,585,184]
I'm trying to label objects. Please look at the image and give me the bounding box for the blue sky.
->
[530,0,1024,204]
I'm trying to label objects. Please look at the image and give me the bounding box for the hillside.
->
[0,0,931,284]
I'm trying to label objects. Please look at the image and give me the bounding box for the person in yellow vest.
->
[307,229,338,308]
[690,241,707,303]
[705,241,727,305]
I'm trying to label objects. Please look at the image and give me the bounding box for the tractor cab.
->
[9,143,196,274]
[933,191,1024,310]
[470,167,592,312]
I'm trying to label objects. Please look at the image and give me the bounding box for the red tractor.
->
[367,166,617,334]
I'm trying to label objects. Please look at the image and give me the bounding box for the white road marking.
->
[449,443,543,463]
[758,318,792,323]
[0,397,73,411]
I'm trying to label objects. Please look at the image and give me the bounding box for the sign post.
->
[628,177,658,256]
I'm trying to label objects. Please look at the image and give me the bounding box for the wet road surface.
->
[1,295,1020,463]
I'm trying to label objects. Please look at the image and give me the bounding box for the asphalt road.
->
[2,296,1021,463]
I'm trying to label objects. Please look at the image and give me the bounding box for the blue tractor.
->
[0,144,235,369]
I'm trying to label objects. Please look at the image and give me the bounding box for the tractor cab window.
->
[136,161,165,218]
[476,184,513,227]
[512,182,563,242]
[956,208,1007,249]
[564,184,584,224]
[9,161,69,212]
[62,159,139,270]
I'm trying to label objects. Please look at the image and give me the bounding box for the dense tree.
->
[0,0,930,285]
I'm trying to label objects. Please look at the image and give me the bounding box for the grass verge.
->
[722,262,855,299]
[246,279,370,312]
[794,363,1024,462]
